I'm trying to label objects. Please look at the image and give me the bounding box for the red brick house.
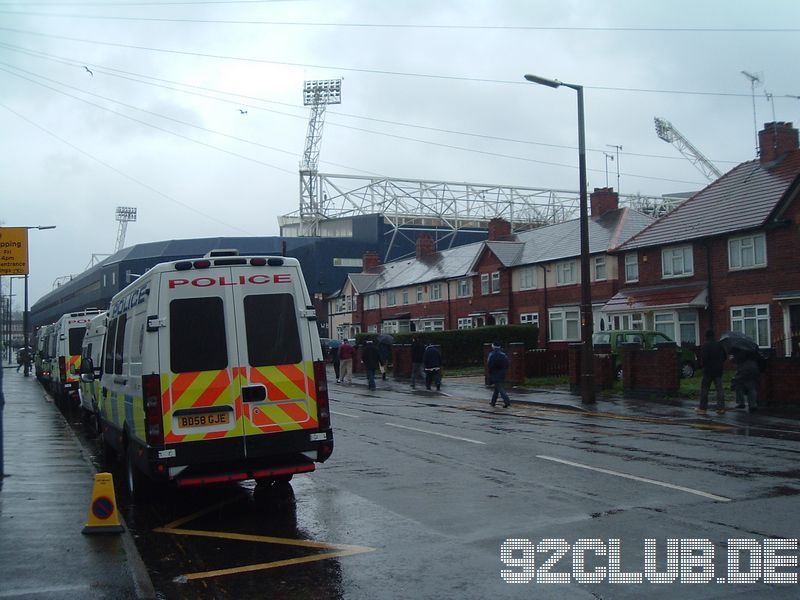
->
[327,190,654,348]
[608,122,800,356]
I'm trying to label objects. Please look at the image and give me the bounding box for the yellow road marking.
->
[156,496,376,580]
[181,549,370,581]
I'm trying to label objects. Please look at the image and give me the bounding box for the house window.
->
[654,312,676,340]
[611,313,643,331]
[625,253,639,283]
[457,278,472,298]
[365,294,379,310]
[494,314,509,326]
[520,312,539,327]
[662,244,694,278]
[421,319,444,332]
[457,317,473,329]
[430,283,442,301]
[731,305,770,347]
[402,290,409,305]
[481,273,489,295]
[519,267,536,290]
[382,320,399,334]
[594,256,607,281]
[729,233,767,270]
[346,295,352,311]
[549,308,580,341]
[386,290,396,307]
[678,309,698,345]
[367,324,378,333]
[416,286,423,302]
[491,272,500,293]
[556,261,577,286]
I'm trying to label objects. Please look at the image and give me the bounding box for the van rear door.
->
[228,264,318,454]
[158,269,243,452]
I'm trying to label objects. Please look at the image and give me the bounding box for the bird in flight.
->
[83,66,93,77]
[238,109,248,114]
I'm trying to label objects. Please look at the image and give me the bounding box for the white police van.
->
[78,311,107,434]
[89,250,333,495]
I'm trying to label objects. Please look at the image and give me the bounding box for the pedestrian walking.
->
[330,344,341,383]
[696,329,727,415]
[378,338,392,381]
[423,344,442,391]
[361,340,382,391]
[410,337,425,388]
[487,342,511,408]
[732,349,761,413]
[339,339,354,385]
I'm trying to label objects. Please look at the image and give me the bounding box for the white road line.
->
[331,409,361,419]
[385,422,486,445]
[536,455,732,503]
[0,585,91,597]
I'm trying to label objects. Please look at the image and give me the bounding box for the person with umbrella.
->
[423,343,442,391]
[696,329,727,415]
[377,334,393,380]
[720,331,762,413]
[361,339,383,391]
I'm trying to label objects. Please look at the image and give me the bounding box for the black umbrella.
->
[719,331,759,356]
[377,334,394,345]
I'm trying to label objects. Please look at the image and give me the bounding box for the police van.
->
[34,323,55,381]
[90,250,334,495]
[78,312,107,433]
[51,309,102,404]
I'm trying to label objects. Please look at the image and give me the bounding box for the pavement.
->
[0,365,154,600]
[2,363,800,600]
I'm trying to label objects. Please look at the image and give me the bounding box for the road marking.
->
[536,455,732,502]
[385,422,486,445]
[331,409,361,418]
[0,585,91,597]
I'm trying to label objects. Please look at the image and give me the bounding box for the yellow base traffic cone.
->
[82,472,124,534]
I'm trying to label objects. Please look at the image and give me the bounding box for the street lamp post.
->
[21,226,56,377]
[524,74,595,404]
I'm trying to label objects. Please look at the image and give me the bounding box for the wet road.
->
[58,377,800,599]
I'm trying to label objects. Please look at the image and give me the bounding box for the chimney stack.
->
[759,122,799,164]
[362,251,381,273]
[415,234,436,259]
[590,187,619,217]
[487,218,512,241]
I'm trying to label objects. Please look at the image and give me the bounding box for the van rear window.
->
[69,328,86,356]
[170,297,228,373]
[244,294,302,366]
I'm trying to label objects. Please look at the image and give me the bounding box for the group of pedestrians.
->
[697,329,761,415]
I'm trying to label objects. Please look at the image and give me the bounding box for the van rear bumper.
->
[144,427,334,485]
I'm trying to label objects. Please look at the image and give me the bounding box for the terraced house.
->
[608,121,800,356]
[328,189,654,348]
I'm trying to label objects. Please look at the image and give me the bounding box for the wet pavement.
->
[0,366,152,599]
[3,363,800,599]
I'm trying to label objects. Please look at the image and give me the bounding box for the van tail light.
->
[313,360,330,431]
[58,356,66,381]
[143,374,165,446]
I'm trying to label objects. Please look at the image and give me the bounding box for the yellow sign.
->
[0,227,29,275]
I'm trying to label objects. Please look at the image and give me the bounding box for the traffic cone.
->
[82,472,124,534]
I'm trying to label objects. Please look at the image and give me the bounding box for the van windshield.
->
[244,293,302,367]
[170,297,228,373]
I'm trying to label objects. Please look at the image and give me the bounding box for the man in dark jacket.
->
[423,344,442,391]
[487,343,511,408]
[732,349,761,413]
[697,329,727,415]
[361,340,382,391]
[410,337,425,388]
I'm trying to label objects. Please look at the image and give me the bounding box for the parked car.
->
[592,330,697,380]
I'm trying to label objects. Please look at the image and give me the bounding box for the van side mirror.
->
[81,372,95,383]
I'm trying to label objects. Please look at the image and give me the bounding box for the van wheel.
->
[681,361,696,378]
[126,443,150,499]
[615,366,623,381]
[100,432,117,467]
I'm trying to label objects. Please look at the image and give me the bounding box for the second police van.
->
[85,250,334,495]
[51,309,102,405]
[78,311,107,433]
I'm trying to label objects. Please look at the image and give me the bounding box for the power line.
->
[1,10,797,33]
[0,0,302,6]
[0,59,707,186]
[1,26,789,99]
[1,40,743,166]
[0,99,255,234]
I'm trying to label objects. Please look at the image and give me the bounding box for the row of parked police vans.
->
[34,250,334,496]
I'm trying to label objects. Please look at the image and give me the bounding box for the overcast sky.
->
[1,0,798,306]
